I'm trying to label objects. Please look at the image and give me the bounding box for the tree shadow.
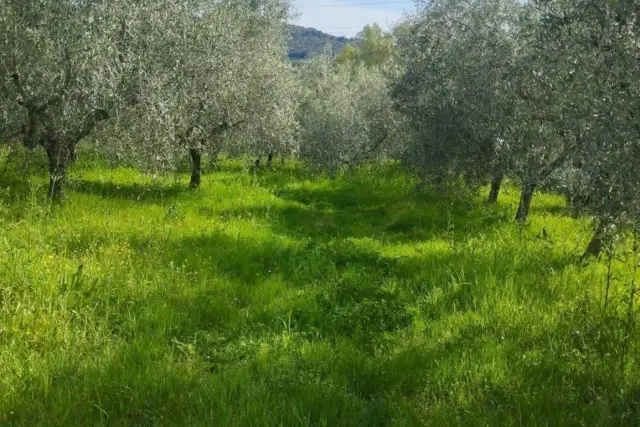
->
[6,215,595,426]
[213,164,315,191]
[213,160,247,174]
[0,175,35,201]
[6,161,634,426]
[218,182,511,244]
[140,224,577,342]
[252,165,317,188]
[4,335,310,426]
[69,179,186,203]
[530,203,568,216]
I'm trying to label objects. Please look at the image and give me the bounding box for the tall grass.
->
[0,147,638,426]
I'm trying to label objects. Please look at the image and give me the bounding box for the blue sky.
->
[291,0,415,37]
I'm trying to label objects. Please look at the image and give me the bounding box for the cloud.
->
[291,1,413,37]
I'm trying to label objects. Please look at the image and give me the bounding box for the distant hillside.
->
[287,24,355,61]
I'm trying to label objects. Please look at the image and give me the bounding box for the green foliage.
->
[336,24,393,67]
[2,0,640,423]
[336,44,361,66]
[103,0,297,177]
[1,0,297,198]
[357,24,394,67]
[521,0,640,231]
[395,0,640,236]
[1,153,639,426]
[394,0,521,187]
[0,0,137,199]
[297,55,403,173]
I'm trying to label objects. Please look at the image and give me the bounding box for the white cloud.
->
[291,1,412,37]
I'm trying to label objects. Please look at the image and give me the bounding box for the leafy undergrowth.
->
[1,151,639,426]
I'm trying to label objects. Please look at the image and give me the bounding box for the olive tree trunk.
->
[45,140,72,202]
[515,183,536,222]
[583,221,606,260]
[487,172,504,204]
[189,148,202,188]
[513,136,584,222]
[267,151,274,168]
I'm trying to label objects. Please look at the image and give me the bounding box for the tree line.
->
[1,0,639,258]
[395,0,640,259]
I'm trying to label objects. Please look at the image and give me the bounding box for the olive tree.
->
[394,0,522,202]
[524,0,640,256]
[0,0,140,200]
[224,42,300,171]
[297,54,401,173]
[496,1,595,222]
[104,0,297,187]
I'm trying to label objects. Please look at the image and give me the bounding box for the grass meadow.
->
[1,147,639,426]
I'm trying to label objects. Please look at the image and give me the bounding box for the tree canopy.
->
[1,0,639,256]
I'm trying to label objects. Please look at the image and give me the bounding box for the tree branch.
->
[364,129,389,161]
[118,18,127,66]
[60,47,73,94]
[210,119,245,136]
[10,72,61,111]
[0,126,22,145]
[10,72,27,104]
[69,109,109,144]
[202,120,246,141]
[537,132,584,183]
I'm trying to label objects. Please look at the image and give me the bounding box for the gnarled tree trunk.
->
[189,148,202,188]
[487,172,504,204]
[45,140,72,202]
[515,182,536,222]
[267,151,274,168]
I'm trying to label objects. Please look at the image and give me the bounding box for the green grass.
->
[1,148,639,426]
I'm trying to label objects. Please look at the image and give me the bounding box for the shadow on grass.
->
[0,170,51,221]
[69,179,186,203]
[8,222,602,426]
[217,182,511,243]
[5,331,419,426]
[530,203,569,216]
[0,174,34,198]
[213,164,316,190]
[253,166,317,187]
[9,292,635,427]
[129,225,576,342]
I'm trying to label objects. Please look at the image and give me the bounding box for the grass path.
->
[0,155,639,426]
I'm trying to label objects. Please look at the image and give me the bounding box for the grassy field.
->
[1,149,639,426]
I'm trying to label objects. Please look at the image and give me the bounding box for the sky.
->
[291,0,416,38]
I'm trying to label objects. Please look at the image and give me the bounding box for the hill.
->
[287,24,355,61]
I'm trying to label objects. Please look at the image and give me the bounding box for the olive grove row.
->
[1,0,639,257]
[0,0,299,196]
[397,0,640,257]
